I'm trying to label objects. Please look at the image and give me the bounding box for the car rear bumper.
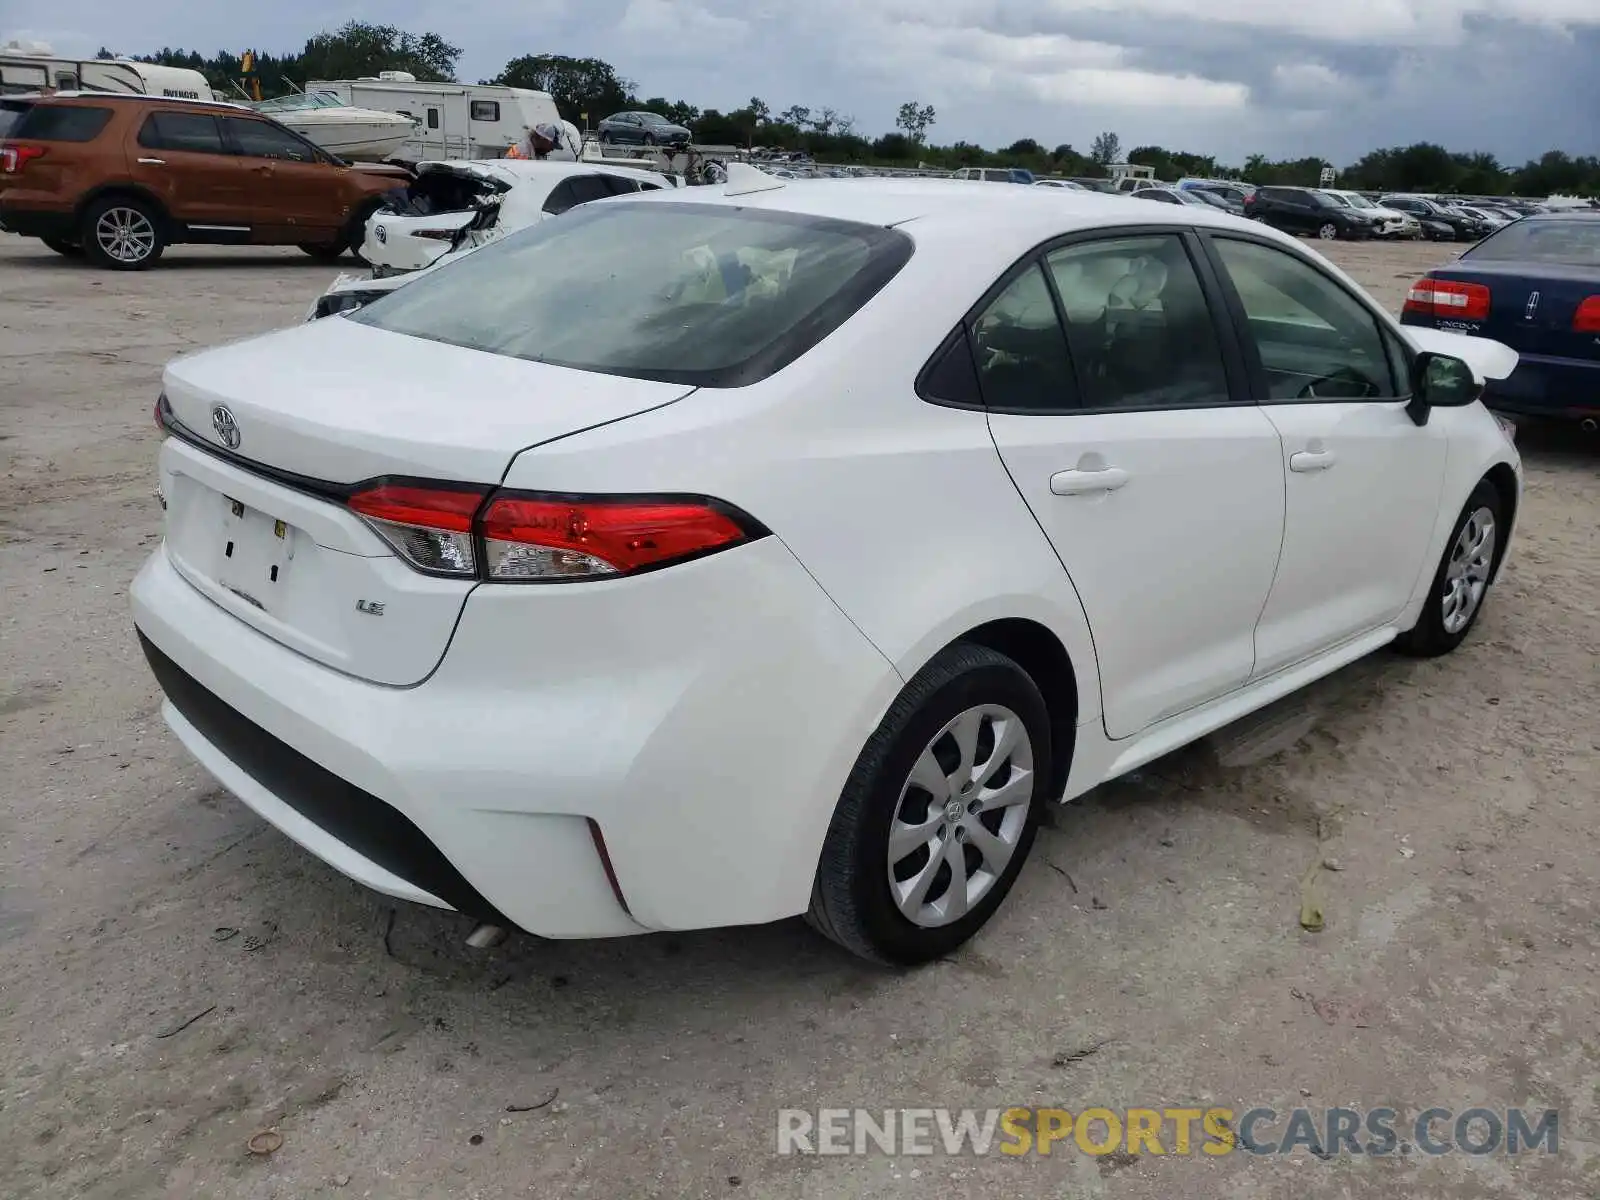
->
[1480,353,1600,419]
[131,534,900,938]
[0,206,76,240]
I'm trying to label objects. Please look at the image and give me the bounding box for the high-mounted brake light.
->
[0,144,46,174]
[479,493,757,581]
[348,483,486,577]
[1573,296,1600,334]
[1404,278,1491,322]
[346,483,764,582]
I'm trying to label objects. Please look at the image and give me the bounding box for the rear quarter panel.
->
[496,246,1105,726]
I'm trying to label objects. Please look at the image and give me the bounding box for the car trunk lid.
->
[157,318,696,684]
[1421,262,1600,361]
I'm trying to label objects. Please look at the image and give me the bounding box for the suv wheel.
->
[1317,222,1340,240]
[298,242,348,263]
[81,196,164,270]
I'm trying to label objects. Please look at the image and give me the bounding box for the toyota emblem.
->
[374,225,387,244]
[211,405,241,450]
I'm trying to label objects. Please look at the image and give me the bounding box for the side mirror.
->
[1406,351,1480,426]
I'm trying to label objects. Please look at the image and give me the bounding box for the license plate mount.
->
[216,495,295,612]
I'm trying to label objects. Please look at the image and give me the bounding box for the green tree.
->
[1090,130,1121,166]
[491,54,634,124]
[299,21,460,83]
[895,101,936,144]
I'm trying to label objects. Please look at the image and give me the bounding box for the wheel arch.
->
[947,617,1081,802]
[1481,460,1519,582]
[74,183,171,231]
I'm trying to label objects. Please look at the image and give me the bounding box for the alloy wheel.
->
[96,207,156,264]
[1442,506,1496,634]
[1318,223,1339,240]
[887,705,1034,928]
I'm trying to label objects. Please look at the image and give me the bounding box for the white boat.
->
[252,91,415,161]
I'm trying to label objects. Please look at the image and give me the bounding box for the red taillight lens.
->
[0,144,46,174]
[1404,278,1491,321]
[348,483,486,577]
[348,482,762,582]
[1573,296,1600,333]
[479,493,756,581]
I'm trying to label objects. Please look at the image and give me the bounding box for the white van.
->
[0,41,213,100]
[306,73,565,161]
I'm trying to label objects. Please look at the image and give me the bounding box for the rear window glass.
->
[11,104,113,142]
[352,202,914,387]
[0,101,29,139]
[1464,218,1600,266]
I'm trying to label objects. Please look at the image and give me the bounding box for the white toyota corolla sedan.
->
[132,171,1523,965]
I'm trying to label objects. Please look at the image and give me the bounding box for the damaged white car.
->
[310,159,675,320]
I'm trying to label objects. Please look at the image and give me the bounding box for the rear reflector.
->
[346,482,764,582]
[1404,278,1491,321]
[1574,296,1600,333]
[348,483,485,577]
[586,818,632,916]
[480,494,755,581]
[0,144,46,174]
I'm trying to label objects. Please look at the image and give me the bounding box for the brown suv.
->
[0,94,411,269]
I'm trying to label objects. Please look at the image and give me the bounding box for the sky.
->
[8,1,1600,166]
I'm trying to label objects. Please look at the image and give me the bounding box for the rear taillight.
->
[1404,278,1491,321]
[479,493,757,581]
[348,483,484,577]
[0,144,46,174]
[412,228,458,241]
[346,483,763,582]
[1574,296,1600,333]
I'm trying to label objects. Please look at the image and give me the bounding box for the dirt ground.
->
[0,232,1596,1200]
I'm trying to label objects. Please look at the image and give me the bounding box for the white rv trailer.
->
[0,40,214,99]
[306,72,565,161]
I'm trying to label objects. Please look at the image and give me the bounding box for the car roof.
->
[613,175,1287,263]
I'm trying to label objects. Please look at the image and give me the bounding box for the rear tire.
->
[80,195,164,270]
[807,642,1053,966]
[1394,480,1505,658]
[42,237,82,257]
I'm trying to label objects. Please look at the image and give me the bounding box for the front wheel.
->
[1318,222,1340,240]
[80,196,165,270]
[807,642,1052,965]
[1394,480,1505,657]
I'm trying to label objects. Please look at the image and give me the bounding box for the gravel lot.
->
[1,232,1596,1200]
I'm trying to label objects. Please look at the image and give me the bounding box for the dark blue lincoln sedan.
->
[1401,212,1600,426]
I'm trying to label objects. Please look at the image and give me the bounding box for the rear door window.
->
[541,175,615,214]
[138,112,228,155]
[1045,234,1233,411]
[222,117,316,161]
[10,104,113,142]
